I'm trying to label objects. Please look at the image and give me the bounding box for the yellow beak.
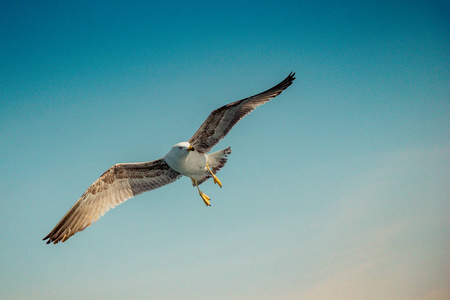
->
[187,146,195,152]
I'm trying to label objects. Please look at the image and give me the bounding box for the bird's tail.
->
[194,147,232,186]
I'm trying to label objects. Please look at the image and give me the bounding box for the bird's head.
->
[164,142,195,163]
[172,142,195,152]
[165,142,195,159]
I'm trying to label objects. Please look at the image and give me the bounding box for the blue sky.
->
[1,0,449,299]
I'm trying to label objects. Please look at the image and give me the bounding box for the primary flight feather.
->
[43,72,295,244]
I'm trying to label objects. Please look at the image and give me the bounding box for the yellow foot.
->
[192,177,212,206]
[199,191,211,206]
[212,175,222,188]
[206,164,223,188]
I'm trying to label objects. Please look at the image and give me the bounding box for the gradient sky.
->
[1,1,449,299]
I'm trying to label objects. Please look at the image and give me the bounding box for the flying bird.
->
[43,72,296,244]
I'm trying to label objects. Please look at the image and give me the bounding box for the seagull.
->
[43,72,296,244]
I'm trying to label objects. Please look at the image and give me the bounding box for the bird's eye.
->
[178,147,182,150]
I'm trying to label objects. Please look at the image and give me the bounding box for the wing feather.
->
[188,72,295,153]
[43,159,181,244]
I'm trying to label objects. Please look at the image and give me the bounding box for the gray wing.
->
[43,159,181,244]
[188,72,295,154]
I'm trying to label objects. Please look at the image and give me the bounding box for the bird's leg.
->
[206,164,222,188]
[191,178,211,206]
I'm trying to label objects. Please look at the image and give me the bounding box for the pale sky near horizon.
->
[1,1,449,299]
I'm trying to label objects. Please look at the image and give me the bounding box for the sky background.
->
[1,0,449,299]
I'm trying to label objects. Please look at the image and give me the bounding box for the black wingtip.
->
[275,72,296,91]
[287,72,296,82]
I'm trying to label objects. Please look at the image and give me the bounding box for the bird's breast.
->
[164,151,207,177]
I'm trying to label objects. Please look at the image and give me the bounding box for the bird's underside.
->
[43,72,295,244]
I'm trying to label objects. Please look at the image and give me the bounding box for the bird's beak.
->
[187,146,195,152]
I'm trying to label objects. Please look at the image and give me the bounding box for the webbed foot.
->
[199,191,211,206]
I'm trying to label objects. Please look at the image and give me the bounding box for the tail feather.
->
[194,147,231,186]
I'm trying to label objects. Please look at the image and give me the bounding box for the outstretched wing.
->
[43,159,181,244]
[188,72,295,154]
